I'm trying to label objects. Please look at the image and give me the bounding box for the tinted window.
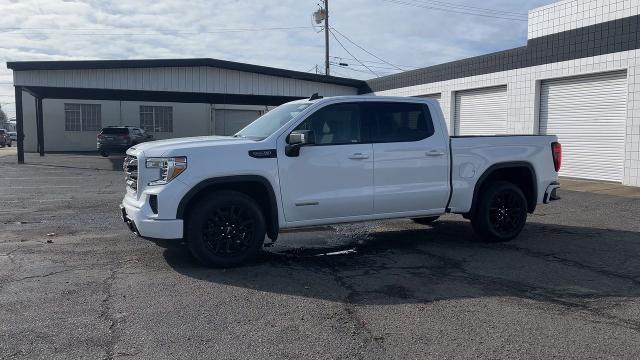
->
[295,103,361,145]
[100,128,129,135]
[362,102,434,142]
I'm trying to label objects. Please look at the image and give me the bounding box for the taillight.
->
[551,142,562,172]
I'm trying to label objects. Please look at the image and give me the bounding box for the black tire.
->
[7,142,11,147]
[471,181,528,242]
[412,216,440,225]
[99,151,109,157]
[186,190,266,267]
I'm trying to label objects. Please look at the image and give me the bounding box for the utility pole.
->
[324,0,330,76]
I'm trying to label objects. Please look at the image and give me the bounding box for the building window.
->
[140,106,173,132]
[64,103,101,131]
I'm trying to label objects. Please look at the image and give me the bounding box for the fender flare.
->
[176,175,279,240]
[470,161,538,215]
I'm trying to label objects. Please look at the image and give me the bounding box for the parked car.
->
[0,129,12,147]
[97,126,153,157]
[120,95,561,267]
[8,132,17,142]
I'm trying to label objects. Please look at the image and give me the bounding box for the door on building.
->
[539,71,627,182]
[454,86,508,135]
[212,108,263,135]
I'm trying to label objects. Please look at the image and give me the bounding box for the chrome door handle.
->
[348,152,369,159]
[426,149,446,156]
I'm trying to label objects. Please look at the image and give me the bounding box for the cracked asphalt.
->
[1,149,640,359]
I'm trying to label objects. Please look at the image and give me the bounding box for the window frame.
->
[64,103,101,132]
[287,101,435,146]
[139,105,173,133]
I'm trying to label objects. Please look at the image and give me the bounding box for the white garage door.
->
[454,86,508,135]
[539,71,627,182]
[213,109,263,136]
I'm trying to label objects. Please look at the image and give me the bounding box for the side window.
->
[294,103,362,145]
[132,129,142,136]
[363,102,434,143]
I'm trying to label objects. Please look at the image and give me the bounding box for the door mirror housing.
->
[286,130,314,157]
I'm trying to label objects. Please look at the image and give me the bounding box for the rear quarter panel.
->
[448,135,559,213]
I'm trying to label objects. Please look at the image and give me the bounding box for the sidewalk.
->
[560,177,640,198]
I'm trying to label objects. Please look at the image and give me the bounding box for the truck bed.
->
[447,134,559,214]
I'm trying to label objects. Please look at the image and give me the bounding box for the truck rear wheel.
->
[471,181,527,242]
[186,190,266,267]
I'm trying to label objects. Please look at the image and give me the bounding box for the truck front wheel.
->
[186,190,266,267]
[471,181,527,242]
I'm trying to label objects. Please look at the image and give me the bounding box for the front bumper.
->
[120,197,183,239]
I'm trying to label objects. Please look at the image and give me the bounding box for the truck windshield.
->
[234,103,312,140]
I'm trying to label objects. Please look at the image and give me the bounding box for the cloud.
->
[0,0,553,118]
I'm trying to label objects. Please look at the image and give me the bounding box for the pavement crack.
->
[323,261,387,358]
[99,262,128,360]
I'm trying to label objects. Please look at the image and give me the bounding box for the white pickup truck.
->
[121,95,561,267]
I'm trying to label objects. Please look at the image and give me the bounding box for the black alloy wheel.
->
[203,206,255,256]
[187,190,266,267]
[471,181,527,242]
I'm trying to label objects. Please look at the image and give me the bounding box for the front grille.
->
[123,155,138,191]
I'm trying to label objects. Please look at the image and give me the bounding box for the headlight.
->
[145,157,187,185]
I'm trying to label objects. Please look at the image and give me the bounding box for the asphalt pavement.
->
[1,149,639,359]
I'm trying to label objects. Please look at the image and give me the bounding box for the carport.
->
[7,59,364,163]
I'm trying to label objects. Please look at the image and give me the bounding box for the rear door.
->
[364,102,449,214]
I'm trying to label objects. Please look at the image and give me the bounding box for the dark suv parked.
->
[97,126,152,157]
[0,129,12,147]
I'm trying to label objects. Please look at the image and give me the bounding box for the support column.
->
[14,86,24,164]
[35,97,44,156]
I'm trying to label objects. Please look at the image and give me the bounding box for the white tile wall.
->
[373,49,640,187]
[528,0,640,39]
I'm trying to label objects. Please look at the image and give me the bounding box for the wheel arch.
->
[177,175,279,240]
[469,161,538,216]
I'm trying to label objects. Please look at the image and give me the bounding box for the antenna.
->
[309,93,323,100]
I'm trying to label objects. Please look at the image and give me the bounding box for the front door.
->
[277,102,373,223]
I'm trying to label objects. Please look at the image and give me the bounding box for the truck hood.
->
[128,136,255,157]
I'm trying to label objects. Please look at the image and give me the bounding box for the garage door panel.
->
[454,86,507,136]
[539,71,627,182]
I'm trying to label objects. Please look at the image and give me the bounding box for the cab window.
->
[362,102,434,143]
[294,103,362,145]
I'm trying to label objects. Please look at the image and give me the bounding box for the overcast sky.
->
[0,0,554,118]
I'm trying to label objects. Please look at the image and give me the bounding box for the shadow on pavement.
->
[160,219,640,306]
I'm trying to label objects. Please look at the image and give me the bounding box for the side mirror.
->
[285,130,314,157]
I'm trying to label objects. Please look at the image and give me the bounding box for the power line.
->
[0,26,313,36]
[330,61,400,71]
[332,62,391,76]
[380,0,527,21]
[330,56,418,69]
[328,29,378,77]
[330,27,405,71]
[409,0,527,17]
